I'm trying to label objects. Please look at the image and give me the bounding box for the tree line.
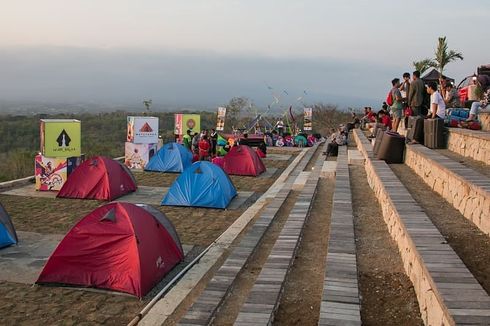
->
[0,105,349,182]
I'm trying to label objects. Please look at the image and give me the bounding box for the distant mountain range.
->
[0,46,394,113]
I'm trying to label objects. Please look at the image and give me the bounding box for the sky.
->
[0,0,489,110]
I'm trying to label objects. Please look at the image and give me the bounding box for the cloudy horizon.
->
[1,1,488,110]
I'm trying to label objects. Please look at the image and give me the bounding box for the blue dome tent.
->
[161,161,237,209]
[145,142,193,173]
[0,203,18,249]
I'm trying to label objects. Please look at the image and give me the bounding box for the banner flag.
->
[304,108,312,131]
[216,107,226,131]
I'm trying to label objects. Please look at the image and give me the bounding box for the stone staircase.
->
[353,129,490,325]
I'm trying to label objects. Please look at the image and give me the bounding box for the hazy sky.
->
[1,0,489,109]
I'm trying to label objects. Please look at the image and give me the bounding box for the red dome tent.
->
[57,156,137,201]
[37,202,184,298]
[223,145,266,176]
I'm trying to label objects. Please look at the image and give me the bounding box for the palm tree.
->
[412,59,434,74]
[431,36,464,78]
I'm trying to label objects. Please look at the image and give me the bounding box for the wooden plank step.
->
[177,144,322,325]
[318,149,361,326]
[234,143,327,325]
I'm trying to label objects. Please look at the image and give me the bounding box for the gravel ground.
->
[0,154,292,325]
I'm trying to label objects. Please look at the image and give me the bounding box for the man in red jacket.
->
[198,135,211,161]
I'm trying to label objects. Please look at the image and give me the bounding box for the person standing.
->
[426,82,446,119]
[400,72,411,128]
[275,119,285,136]
[183,130,192,151]
[210,128,218,157]
[192,131,200,154]
[399,72,411,101]
[408,70,425,116]
[198,135,211,161]
[390,78,403,132]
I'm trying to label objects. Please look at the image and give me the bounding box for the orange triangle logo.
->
[140,122,153,132]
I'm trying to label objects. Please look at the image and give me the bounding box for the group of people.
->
[363,70,476,136]
[388,70,446,131]
[182,129,218,161]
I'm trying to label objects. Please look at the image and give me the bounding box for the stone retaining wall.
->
[447,128,490,164]
[405,145,490,235]
[352,130,454,326]
[480,110,490,131]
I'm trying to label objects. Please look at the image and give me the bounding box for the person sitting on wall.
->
[346,112,361,132]
[379,110,392,130]
[444,81,461,108]
[426,81,446,120]
[323,128,347,157]
[467,75,490,121]
[367,110,391,138]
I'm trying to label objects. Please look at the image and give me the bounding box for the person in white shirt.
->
[426,82,446,119]
[275,119,285,136]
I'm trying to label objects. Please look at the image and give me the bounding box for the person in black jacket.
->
[210,128,218,157]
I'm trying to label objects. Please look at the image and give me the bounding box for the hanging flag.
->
[304,108,313,131]
[216,107,226,131]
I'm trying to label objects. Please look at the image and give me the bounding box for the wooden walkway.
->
[234,143,326,325]
[318,146,361,326]
[178,144,322,326]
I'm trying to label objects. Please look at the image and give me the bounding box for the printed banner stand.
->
[304,108,313,131]
[127,116,159,144]
[40,119,81,158]
[174,114,201,142]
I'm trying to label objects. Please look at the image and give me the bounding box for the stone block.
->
[321,161,337,178]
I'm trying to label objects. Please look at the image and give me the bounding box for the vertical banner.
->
[216,107,226,131]
[183,114,200,134]
[303,108,312,131]
[174,114,200,142]
[174,114,183,135]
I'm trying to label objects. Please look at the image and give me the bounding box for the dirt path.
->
[0,281,145,326]
[350,165,423,326]
[390,163,490,294]
[274,177,335,325]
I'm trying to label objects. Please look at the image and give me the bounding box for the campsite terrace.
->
[1,132,490,325]
[0,147,300,325]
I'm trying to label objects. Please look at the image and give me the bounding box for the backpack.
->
[386,90,394,106]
